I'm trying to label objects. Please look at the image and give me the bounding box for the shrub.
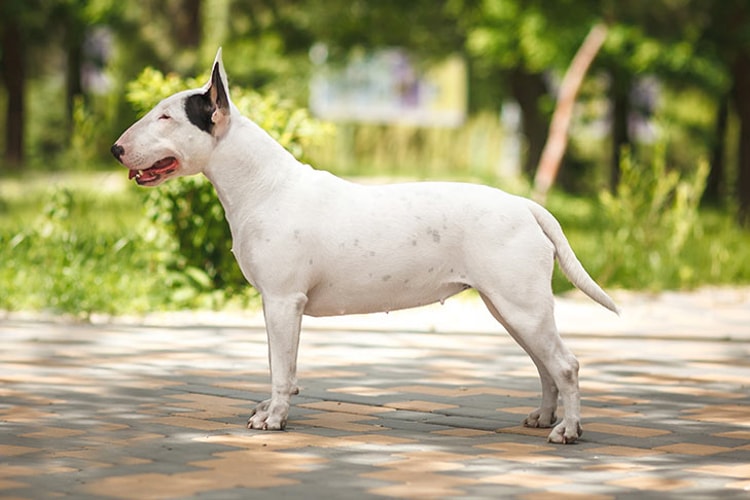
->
[125,68,330,304]
[597,144,709,290]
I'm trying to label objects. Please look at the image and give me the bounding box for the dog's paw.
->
[247,398,288,430]
[522,408,557,428]
[546,419,582,444]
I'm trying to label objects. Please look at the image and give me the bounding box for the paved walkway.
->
[1,288,749,499]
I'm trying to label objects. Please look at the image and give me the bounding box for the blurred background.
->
[1,0,749,317]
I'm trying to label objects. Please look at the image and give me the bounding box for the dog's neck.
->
[203,111,302,228]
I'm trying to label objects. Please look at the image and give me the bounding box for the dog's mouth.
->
[129,157,179,185]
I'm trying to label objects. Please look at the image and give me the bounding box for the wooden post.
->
[532,23,608,203]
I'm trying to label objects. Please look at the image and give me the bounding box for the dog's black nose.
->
[111,144,125,161]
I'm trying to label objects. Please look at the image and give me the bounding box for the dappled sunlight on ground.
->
[1,289,749,498]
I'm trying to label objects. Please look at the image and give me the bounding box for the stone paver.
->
[1,288,749,499]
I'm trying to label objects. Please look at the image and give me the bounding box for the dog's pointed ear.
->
[186,48,231,137]
[208,47,230,136]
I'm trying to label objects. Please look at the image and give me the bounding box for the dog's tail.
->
[527,201,619,314]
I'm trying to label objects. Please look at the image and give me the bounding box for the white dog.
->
[112,49,617,444]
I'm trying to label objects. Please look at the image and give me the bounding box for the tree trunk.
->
[1,20,25,168]
[733,49,750,226]
[704,93,729,205]
[172,0,202,48]
[609,72,631,192]
[508,68,549,178]
[532,23,608,202]
[65,23,85,133]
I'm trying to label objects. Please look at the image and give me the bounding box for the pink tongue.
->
[152,157,175,169]
[127,158,176,182]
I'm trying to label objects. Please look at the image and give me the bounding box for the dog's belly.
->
[300,196,476,317]
[303,278,469,317]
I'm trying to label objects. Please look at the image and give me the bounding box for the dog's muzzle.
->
[110,143,179,185]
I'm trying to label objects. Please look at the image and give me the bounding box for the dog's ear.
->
[185,48,231,137]
[208,47,230,136]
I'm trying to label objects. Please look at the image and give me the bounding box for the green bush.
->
[125,68,330,304]
[597,145,710,290]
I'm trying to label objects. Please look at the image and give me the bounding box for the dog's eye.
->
[158,114,171,120]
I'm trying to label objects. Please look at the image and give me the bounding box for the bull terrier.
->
[112,49,618,444]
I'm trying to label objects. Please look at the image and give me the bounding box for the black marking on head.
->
[185,91,215,134]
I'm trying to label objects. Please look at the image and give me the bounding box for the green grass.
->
[0,172,251,317]
[0,173,159,316]
[1,171,749,317]
[547,190,750,293]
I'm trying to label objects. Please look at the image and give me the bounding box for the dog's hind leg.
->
[478,289,582,444]
[247,292,307,430]
[479,293,559,428]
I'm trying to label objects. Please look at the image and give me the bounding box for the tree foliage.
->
[1,0,750,221]
[3,0,750,314]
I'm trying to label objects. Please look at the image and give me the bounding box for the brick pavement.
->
[1,289,749,499]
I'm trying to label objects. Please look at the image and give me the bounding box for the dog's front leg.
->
[248,293,307,430]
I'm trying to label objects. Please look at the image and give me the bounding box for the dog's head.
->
[111,48,231,186]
